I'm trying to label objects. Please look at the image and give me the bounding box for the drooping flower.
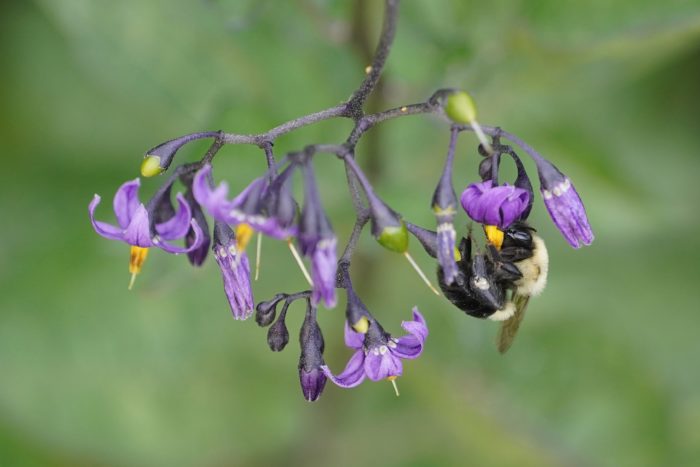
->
[321,308,428,388]
[298,160,337,308]
[460,180,530,230]
[431,127,460,285]
[193,164,297,241]
[212,221,254,320]
[89,178,204,253]
[298,304,327,402]
[533,158,593,248]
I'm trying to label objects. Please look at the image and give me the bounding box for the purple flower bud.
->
[255,294,285,327]
[212,221,254,320]
[535,159,594,248]
[143,131,220,176]
[460,180,530,229]
[298,305,326,402]
[267,302,289,352]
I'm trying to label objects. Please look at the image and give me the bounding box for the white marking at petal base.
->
[373,348,380,356]
[542,189,553,200]
[387,340,397,349]
[379,345,388,355]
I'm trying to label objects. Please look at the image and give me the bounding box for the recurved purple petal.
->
[121,205,153,247]
[193,164,235,221]
[364,347,403,381]
[113,178,141,229]
[89,195,125,241]
[157,219,205,254]
[344,321,364,350]
[321,350,366,388]
[155,193,192,240]
[393,308,428,359]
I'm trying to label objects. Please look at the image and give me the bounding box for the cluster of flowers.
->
[89,90,593,401]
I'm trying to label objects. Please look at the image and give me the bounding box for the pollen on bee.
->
[235,223,255,252]
[128,246,149,290]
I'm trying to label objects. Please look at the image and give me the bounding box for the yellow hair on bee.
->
[514,235,548,296]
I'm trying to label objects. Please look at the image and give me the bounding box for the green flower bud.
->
[377,222,409,253]
[140,155,164,177]
[445,91,477,124]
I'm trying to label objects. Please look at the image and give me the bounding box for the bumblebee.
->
[437,222,549,353]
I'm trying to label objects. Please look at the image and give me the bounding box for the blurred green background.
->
[2,0,700,465]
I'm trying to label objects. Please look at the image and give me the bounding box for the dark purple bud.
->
[141,131,221,177]
[255,294,285,327]
[263,163,298,230]
[298,304,326,402]
[267,301,289,352]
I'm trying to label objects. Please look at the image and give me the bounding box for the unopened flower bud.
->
[255,294,284,327]
[444,91,477,124]
[143,131,220,176]
[267,303,289,352]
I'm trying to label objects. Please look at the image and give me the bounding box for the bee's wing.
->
[496,293,530,354]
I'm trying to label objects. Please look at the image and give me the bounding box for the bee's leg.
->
[499,246,533,262]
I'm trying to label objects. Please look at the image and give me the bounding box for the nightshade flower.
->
[533,157,594,248]
[89,178,205,287]
[212,221,254,320]
[321,308,428,389]
[460,180,530,230]
[298,161,337,308]
[431,128,460,285]
[193,164,297,241]
[298,304,327,402]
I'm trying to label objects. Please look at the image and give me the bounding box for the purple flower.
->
[212,221,254,320]
[298,161,337,308]
[431,127,460,285]
[321,308,428,387]
[460,180,530,229]
[535,159,594,248]
[193,164,297,240]
[89,178,204,253]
